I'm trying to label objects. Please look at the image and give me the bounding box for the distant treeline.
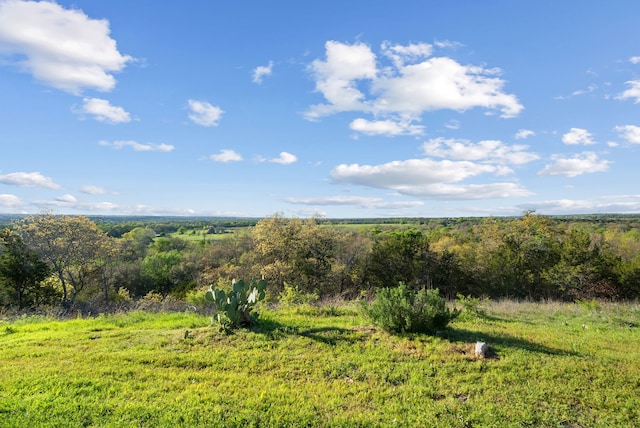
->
[1,212,639,313]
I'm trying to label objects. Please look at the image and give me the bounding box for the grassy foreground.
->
[1,301,639,427]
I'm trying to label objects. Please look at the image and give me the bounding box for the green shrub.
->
[361,283,459,335]
[455,293,488,320]
[278,283,319,307]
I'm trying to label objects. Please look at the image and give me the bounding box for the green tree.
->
[366,229,435,290]
[16,214,112,308]
[118,227,156,261]
[476,213,561,299]
[250,214,340,296]
[141,250,183,296]
[0,228,51,309]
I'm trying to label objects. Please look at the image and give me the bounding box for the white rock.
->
[475,341,488,358]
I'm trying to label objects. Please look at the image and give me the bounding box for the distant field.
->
[168,228,249,242]
[1,301,638,427]
[166,223,413,241]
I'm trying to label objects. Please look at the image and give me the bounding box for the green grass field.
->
[1,301,639,427]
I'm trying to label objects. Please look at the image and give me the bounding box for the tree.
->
[331,231,370,297]
[366,229,436,290]
[250,214,340,296]
[0,228,51,309]
[118,227,156,261]
[17,214,112,308]
[141,250,185,296]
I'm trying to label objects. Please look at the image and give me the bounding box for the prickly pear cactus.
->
[205,278,267,328]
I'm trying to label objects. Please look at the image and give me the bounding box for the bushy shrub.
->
[455,293,488,320]
[361,283,459,335]
[278,283,319,307]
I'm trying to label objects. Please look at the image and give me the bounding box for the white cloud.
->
[209,149,243,163]
[349,118,424,136]
[252,60,273,84]
[0,193,24,208]
[330,158,530,199]
[434,40,464,50]
[80,185,115,195]
[32,197,119,211]
[79,97,131,123]
[422,138,539,165]
[305,40,522,135]
[517,195,640,214]
[258,152,298,165]
[0,171,60,189]
[630,56,640,64]
[99,140,174,152]
[381,41,433,68]
[537,152,611,177]
[79,201,120,212]
[55,194,77,203]
[187,99,223,126]
[285,195,424,209]
[616,80,640,103]
[615,125,640,144]
[562,128,596,145]
[372,57,523,118]
[306,41,377,120]
[570,84,597,97]
[444,120,461,130]
[0,0,132,94]
[515,129,535,139]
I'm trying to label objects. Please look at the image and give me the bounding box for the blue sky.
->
[1,0,640,218]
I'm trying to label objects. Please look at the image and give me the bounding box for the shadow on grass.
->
[250,317,360,346]
[250,312,580,355]
[442,327,582,358]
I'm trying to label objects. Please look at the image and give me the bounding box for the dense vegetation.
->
[2,213,639,426]
[1,301,638,426]
[1,212,640,313]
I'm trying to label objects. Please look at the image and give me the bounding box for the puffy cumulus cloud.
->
[209,149,243,163]
[80,185,116,195]
[99,140,174,152]
[615,124,640,144]
[285,195,424,209]
[187,99,223,126]
[252,60,273,84]
[0,193,24,208]
[0,0,132,94]
[306,41,377,120]
[257,152,298,165]
[562,128,596,145]
[537,152,611,177]
[305,40,522,133]
[422,138,539,165]
[631,56,640,64]
[371,57,522,117]
[616,80,640,103]
[0,171,60,189]
[349,118,424,136]
[515,129,535,139]
[78,97,131,123]
[330,158,530,199]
